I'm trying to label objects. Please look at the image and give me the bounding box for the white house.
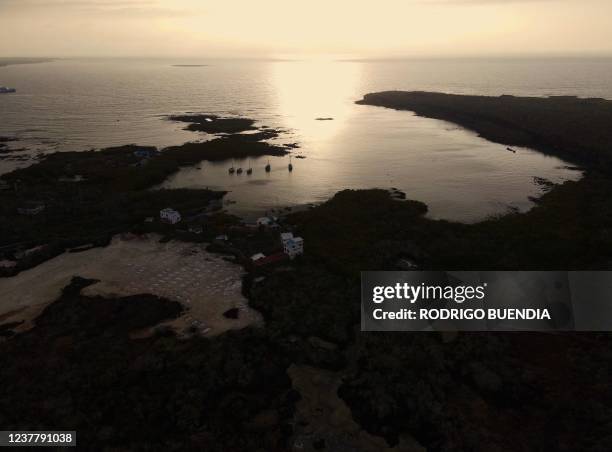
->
[160,208,181,224]
[281,232,304,259]
[251,252,266,261]
[256,217,274,227]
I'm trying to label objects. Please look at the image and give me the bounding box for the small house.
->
[0,260,16,269]
[280,232,294,244]
[160,208,181,224]
[281,233,304,259]
[251,253,266,261]
[256,217,274,227]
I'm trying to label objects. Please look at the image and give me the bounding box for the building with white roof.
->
[256,217,274,227]
[251,253,266,261]
[160,208,181,224]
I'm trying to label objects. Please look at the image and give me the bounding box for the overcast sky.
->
[1,0,611,58]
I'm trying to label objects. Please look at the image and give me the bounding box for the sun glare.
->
[271,59,362,140]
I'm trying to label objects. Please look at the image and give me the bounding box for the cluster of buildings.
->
[250,231,304,267]
[158,206,304,268]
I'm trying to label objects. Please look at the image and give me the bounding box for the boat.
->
[237,167,243,174]
[228,159,235,174]
[246,167,253,175]
[288,156,293,172]
[0,87,16,94]
[507,147,516,153]
[265,160,271,172]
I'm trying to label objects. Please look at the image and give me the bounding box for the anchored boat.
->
[0,87,16,94]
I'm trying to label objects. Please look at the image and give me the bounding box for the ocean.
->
[2,57,611,221]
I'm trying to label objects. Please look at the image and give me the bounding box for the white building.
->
[281,232,304,259]
[251,253,266,261]
[160,208,181,224]
[256,217,274,227]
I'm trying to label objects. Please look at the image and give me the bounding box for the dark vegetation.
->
[0,278,295,451]
[248,188,612,450]
[169,114,257,134]
[2,94,612,450]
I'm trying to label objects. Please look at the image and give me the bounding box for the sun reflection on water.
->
[270,59,363,140]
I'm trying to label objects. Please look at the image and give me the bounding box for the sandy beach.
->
[0,233,262,336]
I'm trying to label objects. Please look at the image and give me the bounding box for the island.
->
[0,57,55,68]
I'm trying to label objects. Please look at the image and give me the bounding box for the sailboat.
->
[288,156,293,172]
[228,159,235,174]
[265,159,271,172]
[237,167,243,174]
[246,159,253,175]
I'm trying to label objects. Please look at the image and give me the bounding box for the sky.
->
[1,0,611,58]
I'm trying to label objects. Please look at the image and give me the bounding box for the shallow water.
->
[2,57,608,221]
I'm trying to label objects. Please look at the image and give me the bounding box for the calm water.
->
[2,57,611,221]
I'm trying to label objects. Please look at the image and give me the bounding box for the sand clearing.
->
[0,234,262,336]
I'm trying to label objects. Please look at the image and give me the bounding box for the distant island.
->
[171,64,208,67]
[0,57,54,68]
